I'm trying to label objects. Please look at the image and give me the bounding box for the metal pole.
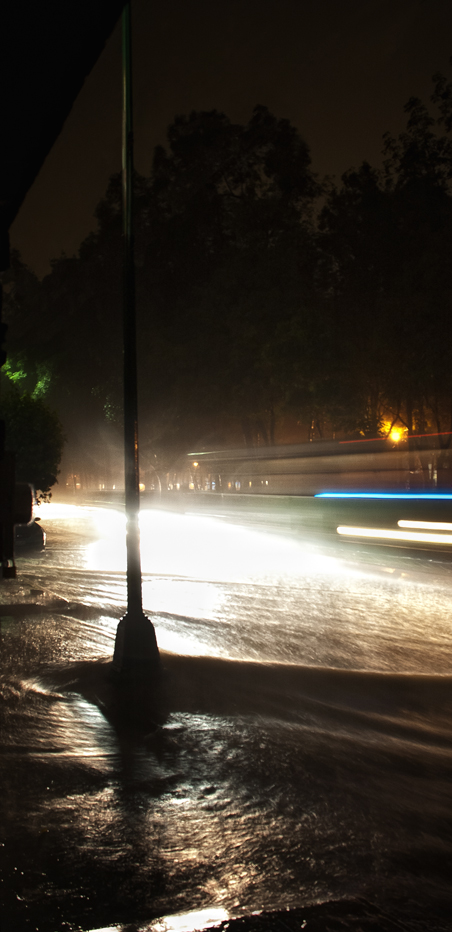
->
[113,0,159,673]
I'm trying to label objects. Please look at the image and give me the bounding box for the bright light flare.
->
[337,525,452,544]
[381,420,407,443]
[33,503,83,521]
[138,510,330,581]
[83,507,337,581]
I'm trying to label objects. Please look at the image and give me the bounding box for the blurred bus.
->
[172,434,452,496]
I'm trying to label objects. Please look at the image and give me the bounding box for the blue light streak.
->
[315,492,452,500]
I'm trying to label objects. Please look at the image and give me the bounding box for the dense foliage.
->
[0,381,66,498]
[3,63,452,487]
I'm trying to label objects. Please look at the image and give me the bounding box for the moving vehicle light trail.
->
[398,520,452,530]
[311,490,452,546]
[336,525,452,544]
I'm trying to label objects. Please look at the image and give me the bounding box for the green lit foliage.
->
[2,356,27,386]
[1,251,58,411]
[0,381,66,499]
[32,362,52,398]
[2,354,53,399]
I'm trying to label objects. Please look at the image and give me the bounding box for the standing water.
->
[1,502,452,931]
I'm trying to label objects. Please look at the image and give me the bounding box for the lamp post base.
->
[113,611,160,674]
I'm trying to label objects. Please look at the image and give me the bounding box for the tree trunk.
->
[241,416,254,448]
[256,418,269,447]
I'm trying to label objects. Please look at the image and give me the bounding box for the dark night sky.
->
[10,0,452,278]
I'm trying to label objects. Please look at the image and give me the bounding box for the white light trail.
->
[337,526,452,544]
[398,520,452,531]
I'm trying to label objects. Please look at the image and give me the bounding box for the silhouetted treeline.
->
[3,64,452,486]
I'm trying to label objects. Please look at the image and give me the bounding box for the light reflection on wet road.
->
[30,502,452,672]
[1,502,452,932]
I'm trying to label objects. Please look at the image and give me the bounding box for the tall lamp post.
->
[113,0,160,674]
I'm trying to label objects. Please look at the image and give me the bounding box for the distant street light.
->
[113,0,160,675]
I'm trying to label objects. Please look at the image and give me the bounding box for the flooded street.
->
[1,502,452,931]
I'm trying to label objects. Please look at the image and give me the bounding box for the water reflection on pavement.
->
[1,503,452,932]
